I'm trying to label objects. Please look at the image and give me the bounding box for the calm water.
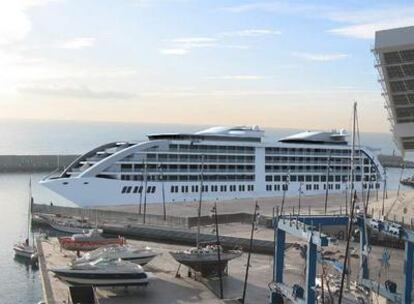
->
[0,119,410,303]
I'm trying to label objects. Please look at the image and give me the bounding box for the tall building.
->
[374,26,414,154]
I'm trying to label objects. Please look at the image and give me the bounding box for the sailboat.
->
[169,156,242,277]
[13,178,38,261]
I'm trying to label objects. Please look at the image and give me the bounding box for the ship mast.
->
[196,155,205,247]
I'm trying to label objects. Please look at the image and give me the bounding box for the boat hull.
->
[51,269,149,287]
[170,251,242,276]
[58,237,124,251]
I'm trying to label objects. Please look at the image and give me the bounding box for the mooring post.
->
[305,235,317,304]
[274,227,285,283]
[403,241,414,304]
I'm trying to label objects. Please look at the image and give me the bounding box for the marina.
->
[3,2,414,303]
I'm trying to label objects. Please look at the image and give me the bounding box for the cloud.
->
[18,84,135,100]
[222,2,414,40]
[207,75,264,80]
[0,0,60,45]
[159,48,188,55]
[218,29,281,37]
[292,52,349,62]
[57,37,96,49]
[160,29,279,55]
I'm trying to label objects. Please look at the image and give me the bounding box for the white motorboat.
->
[51,259,150,287]
[73,244,158,266]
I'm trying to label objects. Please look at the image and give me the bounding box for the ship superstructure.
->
[40,126,383,207]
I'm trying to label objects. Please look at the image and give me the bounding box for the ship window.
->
[313,176,319,182]
[133,186,139,193]
[335,176,341,182]
[306,184,312,191]
[306,176,312,182]
[313,184,319,190]
[266,185,272,191]
[274,184,280,191]
[121,186,128,193]
[266,175,272,182]
[328,184,333,190]
[63,182,68,185]
[335,184,340,190]
[282,184,288,191]
[126,186,132,193]
[239,185,245,191]
[220,185,227,192]
[298,176,304,182]
[274,175,281,182]
[290,175,297,182]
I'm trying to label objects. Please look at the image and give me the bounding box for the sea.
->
[0,119,412,304]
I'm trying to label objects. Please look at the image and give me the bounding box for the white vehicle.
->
[40,126,383,207]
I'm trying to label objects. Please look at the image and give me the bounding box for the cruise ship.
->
[40,126,383,207]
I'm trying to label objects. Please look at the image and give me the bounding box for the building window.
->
[306,184,312,191]
[313,184,319,190]
[282,184,288,191]
[220,185,227,192]
[266,185,272,191]
[335,184,340,190]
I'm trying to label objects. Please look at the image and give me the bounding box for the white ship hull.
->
[40,126,384,207]
[40,177,372,207]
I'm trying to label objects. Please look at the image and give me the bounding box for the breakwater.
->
[0,155,77,172]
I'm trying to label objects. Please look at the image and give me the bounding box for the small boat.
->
[50,259,149,287]
[50,221,88,234]
[58,229,125,251]
[170,243,242,277]
[13,239,38,261]
[14,178,38,262]
[72,244,158,266]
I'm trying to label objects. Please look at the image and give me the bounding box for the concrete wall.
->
[33,203,189,228]
[0,155,78,172]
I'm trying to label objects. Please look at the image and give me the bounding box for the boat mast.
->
[196,155,205,247]
[338,102,358,302]
[158,162,166,221]
[143,159,148,224]
[27,177,32,242]
[324,151,331,215]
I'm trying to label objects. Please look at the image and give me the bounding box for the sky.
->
[1,0,414,133]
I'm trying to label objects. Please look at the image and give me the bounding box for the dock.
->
[36,237,280,304]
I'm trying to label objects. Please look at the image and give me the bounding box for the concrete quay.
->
[36,238,281,304]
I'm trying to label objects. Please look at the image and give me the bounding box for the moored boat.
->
[14,178,38,262]
[13,240,38,261]
[72,244,158,266]
[50,259,149,287]
[58,229,125,251]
